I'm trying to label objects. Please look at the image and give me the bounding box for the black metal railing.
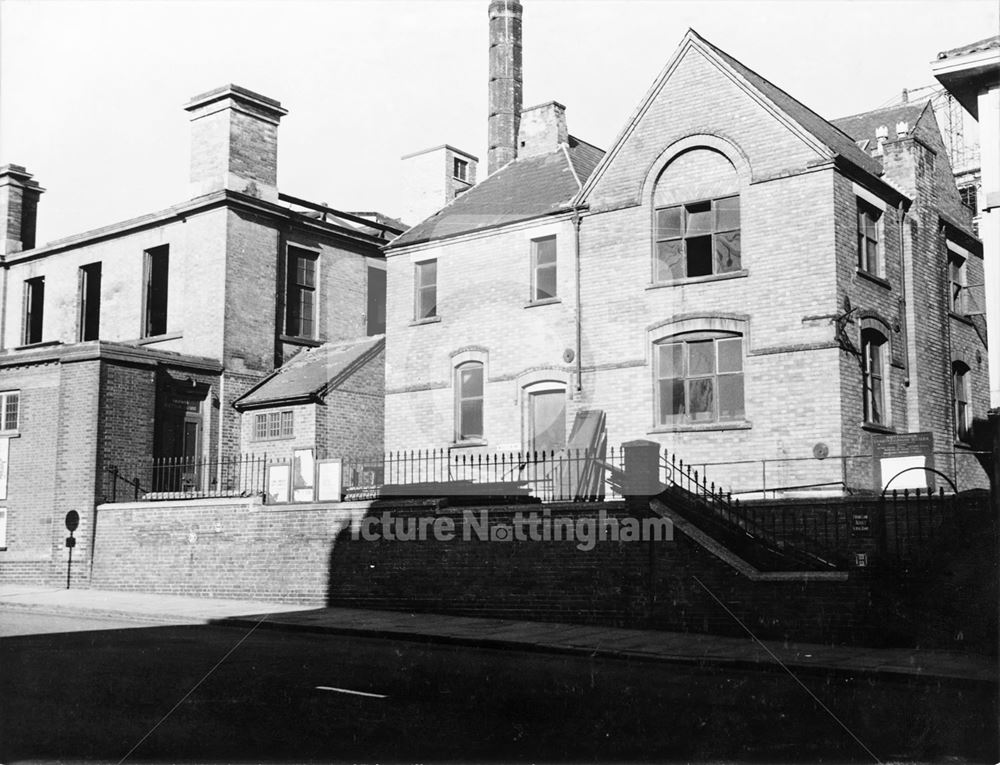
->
[342,448,627,503]
[103,454,269,502]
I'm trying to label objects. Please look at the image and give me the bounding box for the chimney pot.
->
[895,120,909,137]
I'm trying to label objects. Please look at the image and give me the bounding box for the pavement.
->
[1,584,996,684]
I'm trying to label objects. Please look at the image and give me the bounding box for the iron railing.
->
[103,454,270,502]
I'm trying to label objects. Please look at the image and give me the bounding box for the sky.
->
[1,0,997,243]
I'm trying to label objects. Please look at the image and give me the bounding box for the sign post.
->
[64,510,79,590]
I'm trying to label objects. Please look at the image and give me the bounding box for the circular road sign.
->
[65,510,80,533]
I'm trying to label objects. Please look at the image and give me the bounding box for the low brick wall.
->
[88,495,993,649]
[91,496,871,645]
[91,497,368,603]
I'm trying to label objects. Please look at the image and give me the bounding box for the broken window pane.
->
[656,240,685,281]
[685,202,713,235]
[715,231,741,273]
[686,236,712,277]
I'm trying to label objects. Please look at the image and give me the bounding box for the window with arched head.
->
[861,328,888,426]
[454,361,484,441]
[953,361,972,443]
[655,332,744,425]
[653,148,741,283]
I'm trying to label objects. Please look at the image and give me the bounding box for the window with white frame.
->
[655,333,744,425]
[455,362,484,441]
[654,196,741,282]
[861,328,888,425]
[531,236,557,301]
[253,410,294,440]
[0,391,19,433]
[953,362,972,443]
[453,157,469,182]
[857,200,882,276]
[414,259,437,320]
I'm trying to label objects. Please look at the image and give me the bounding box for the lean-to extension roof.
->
[234,335,384,410]
[387,136,604,249]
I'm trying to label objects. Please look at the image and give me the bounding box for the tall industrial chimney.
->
[488,0,523,175]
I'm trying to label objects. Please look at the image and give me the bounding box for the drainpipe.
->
[898,208,910,387]
[573,207,583,393]
[941,224,957,488]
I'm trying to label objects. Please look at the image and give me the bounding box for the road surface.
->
[1,607,995,762]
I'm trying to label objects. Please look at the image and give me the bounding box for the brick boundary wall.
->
[88,495,995,650]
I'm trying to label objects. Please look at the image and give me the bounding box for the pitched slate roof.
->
[234,336,384,410]
[832,103,931,149]
[579,30,888,202]
[387,136,604,249]
[833,101,976,236]
[695,34,884,177]
[937,35,1000,60]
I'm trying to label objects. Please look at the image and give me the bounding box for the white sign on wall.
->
[0,437,9,501]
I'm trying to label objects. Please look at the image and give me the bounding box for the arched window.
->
[652,149,741,283]
[861,329,888,426]
[655,332,744,425]
[953,362,972,443]
[454,361,484,441]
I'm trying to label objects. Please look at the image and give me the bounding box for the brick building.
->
[384,7,989,496]
[0,85,394,583]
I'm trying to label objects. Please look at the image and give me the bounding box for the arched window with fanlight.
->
[655,332,744,425]
[861,328,888,426]
[953,361,972,443]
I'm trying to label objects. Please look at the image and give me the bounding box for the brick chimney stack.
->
[518,101,568,158]
[184,84,288,202]
[488,0,523,175]
[0,165,44,257]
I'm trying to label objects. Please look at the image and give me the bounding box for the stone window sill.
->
[524,297,561,309]
[648,420,752,434]
[856,269,891,290]
[14,340,62,351]
[861,422,896,434]
[451,438,487,448]
[279,334,322,347]
[410,316,442,327]
[137,331,183,345]
[647,269,748,290]
[949,311,974,326]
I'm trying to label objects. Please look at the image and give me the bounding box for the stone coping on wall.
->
[650,499,850,583]
[97,497,377,513]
